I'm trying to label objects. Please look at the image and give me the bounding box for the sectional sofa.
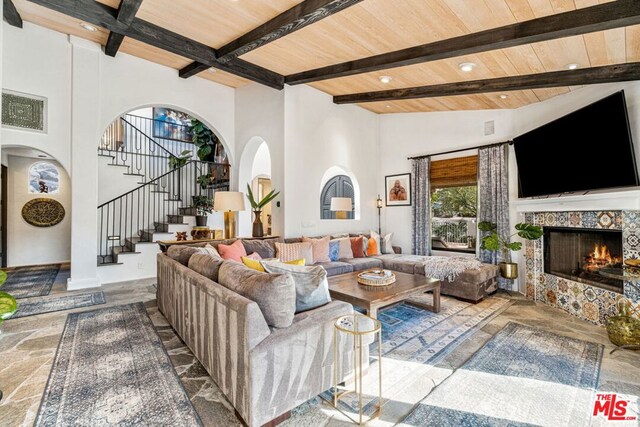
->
[156,235,498,426]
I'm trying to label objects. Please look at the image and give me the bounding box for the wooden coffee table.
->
[327,270,441,319]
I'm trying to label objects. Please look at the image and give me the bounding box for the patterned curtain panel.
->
[411,157,431,256]
[478,144,510,288]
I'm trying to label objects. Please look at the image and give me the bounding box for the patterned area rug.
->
[11,292,106,319]
[2,264,60,299]
[35,302,202,426]
[324,295,513,417]
[401,322,604,427]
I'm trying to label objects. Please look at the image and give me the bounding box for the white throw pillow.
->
[380,232,395,254]
[274,241,314,265]
[333,237,353,259]
[261,260,331,313]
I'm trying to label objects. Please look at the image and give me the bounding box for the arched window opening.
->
[320,175,354,220]
[29,162,59,194]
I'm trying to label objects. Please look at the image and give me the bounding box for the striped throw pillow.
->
[275,242,314,265]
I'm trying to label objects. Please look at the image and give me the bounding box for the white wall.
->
[7,156,71,266]
[379,109,515,253]
[251,142,271,179]
[2,22,236,288]
[283,85,380,237]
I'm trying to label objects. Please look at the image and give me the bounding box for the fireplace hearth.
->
[544,226,624,293]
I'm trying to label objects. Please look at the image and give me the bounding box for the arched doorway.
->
[319,166,361,221]
[2,146,71,268]
[238,137,272,237]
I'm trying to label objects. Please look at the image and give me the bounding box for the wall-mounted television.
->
[513,91,638,198]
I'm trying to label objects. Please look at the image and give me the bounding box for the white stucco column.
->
[67,36,100,290]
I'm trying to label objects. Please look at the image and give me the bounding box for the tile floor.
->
[0,266,638,427]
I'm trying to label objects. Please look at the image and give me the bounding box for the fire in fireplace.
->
[544,227,624,293]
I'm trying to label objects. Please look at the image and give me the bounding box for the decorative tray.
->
[357,269,396,286]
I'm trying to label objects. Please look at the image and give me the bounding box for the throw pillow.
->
[285,258,306,266]
[204,243,221,258]
[274,241,314,265]
[188,253,224,282]
[166,245,208,266]
[261,260,331,313]
[242,239,278,259]
[218,261,296,328]
[369,231,382,256]
[217,240,247,262]
[328,240,340,262]
[381,232,395,254]
[366,237,379,257]
[302,236,331,263]
[334,237,353,259]
[350,236,366,258]
[242,255,265,272]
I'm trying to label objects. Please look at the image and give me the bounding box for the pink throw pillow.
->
[217,240,247,262]
[246,252,262,260]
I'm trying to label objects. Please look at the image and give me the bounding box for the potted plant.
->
[169,149,192,170]
[0,270,17,334]
[606,298,640,349]
[246,183,279,238]
[478,221,543,279]
[197,173,215,189]
[190,119,218,162]
[191,195,214,227]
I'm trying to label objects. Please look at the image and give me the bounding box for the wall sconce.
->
[376,194,383,235]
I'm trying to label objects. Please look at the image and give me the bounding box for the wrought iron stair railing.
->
[97,159,230,265]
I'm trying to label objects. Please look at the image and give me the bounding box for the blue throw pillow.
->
[329,240,340,262]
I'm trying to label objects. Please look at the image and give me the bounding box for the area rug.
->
[324,295,513,417]
[2,264,60,299]
[400,322,604,427]
[11,292,106,319]
[35,302,202,426]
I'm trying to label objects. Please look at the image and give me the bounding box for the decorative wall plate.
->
[22,198,65,227]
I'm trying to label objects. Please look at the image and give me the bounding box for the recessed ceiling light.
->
[207,68,217,74]
[37,154,47,158]
[379,76,392,84]
[566,63,579,70]
[458,62,476,72]
[499,94,508,99]
[79,22,97,32]
[385,104,392,108]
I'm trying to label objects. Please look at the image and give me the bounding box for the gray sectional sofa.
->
[157,235,499,426]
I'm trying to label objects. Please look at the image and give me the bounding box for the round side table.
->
[333,313,382,425]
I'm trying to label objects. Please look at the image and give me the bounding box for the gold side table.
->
[333,313,382,425]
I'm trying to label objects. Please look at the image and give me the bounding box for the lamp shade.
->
[214,191,246,212]
[330,197,352,212]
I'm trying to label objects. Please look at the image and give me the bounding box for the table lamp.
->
[330,197,352,220]
[214,191,246,238]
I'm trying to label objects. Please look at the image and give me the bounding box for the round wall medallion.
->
[22,198,65,227]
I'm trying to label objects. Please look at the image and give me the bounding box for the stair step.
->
[141,229,174,242]
[107,163,130,168]
[112,246,141,256]
[125,237,155,251]
[97,255,122,266]
[123,173,144,177]
[154,221,189,232]
[151,190,169,194]
[98,154,115,159]
[107,235,121,241]
[165,198,182,202]
[179,207,198,215]
[137,182,158,186]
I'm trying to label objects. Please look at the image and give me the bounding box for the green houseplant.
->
[169,149,192,170]
[246,183,279,238]
[191,195,214,227]
[190,119,218,162]
[0,270,17,333]
[478,221,543,279]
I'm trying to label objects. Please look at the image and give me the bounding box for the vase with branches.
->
[478,221,543,279]
[246,183,279,237]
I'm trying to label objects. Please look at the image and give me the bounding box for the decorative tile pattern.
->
[1,91,46,131]
[524,210,636,325]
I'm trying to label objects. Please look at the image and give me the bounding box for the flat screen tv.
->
[513,91,638,198]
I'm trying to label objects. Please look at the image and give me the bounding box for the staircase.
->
[96,114,230,284]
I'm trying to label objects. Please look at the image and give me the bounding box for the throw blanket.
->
[423,256,482,282]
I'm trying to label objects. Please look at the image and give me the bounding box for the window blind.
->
[430,155,478,188]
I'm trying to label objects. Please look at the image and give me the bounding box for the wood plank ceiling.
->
[7,0,640,113]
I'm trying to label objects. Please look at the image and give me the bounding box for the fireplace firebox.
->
[544,227,624,293]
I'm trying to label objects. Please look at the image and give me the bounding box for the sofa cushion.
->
[218,240,248,262]
[188,253,224,282]
[242,239,277,259]
[166,245,208,266]
[341,257,384,271]
[313,261,353,276]
[261,261,331,313]
[218,261,296,328]
[275,241,314,265]
[302,236,331,263]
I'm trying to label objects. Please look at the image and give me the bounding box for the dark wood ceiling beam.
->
[26,0,284,89]
[333,63,640,104]
[104,0,144,57]
[288,0,640,85]
[3,0,23,28]
[179,0,362,79]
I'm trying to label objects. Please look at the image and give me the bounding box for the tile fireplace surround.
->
[524,210,640,325]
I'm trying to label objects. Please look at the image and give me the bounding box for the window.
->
[430,155,478,253]
[29,162,59,194]
[320,175,354,219]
